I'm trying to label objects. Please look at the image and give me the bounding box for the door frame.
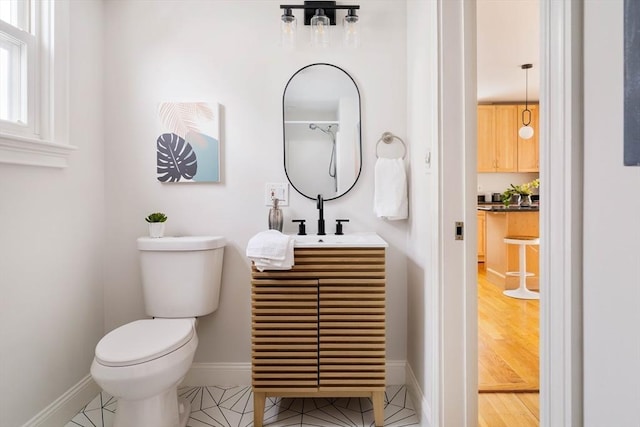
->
[434,0,584,426]
[538,1,583,425]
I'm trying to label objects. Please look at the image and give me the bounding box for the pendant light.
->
[518,63,534,140]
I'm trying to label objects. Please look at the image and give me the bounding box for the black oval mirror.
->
[283,63,362,200]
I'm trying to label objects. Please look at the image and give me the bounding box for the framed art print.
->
[156,102,221,182]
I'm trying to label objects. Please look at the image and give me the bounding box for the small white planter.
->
[148,222,165,238]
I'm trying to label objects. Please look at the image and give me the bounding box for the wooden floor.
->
[478,264,539,392]
[478,393,539,427]
[478,264,539,425]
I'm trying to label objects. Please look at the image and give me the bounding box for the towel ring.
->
[375,132,407,159]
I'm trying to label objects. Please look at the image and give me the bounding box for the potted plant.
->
[145,212,167,238]
[501,178,540,207]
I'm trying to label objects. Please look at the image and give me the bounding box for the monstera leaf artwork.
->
[157,133,198,182]
[156,102,221,183]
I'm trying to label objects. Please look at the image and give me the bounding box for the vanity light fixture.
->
[279,1,360,48]
[518,63,534,140]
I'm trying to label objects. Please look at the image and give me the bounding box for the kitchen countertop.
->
[477,203,539,212]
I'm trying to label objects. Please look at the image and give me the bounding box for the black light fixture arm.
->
[521,63,533,127]
[280,1,360,25]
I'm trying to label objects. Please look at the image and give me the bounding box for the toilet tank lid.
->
[137,236,226,251]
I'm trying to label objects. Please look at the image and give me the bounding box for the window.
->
[0,0,30,126]
[0,0,73,168]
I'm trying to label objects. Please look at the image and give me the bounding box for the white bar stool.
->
[503,236,540,300]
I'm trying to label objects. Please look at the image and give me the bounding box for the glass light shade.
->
[343,10,359,48]
[280,10,297,49]
[519,125,534,139]
[310,9,330,47]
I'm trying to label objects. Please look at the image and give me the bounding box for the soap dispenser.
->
[268,198,283,232]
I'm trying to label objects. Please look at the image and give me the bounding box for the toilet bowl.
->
[91,236,225,427]
[91,318,198,427]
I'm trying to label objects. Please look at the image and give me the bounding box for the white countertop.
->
[290,232,388,248]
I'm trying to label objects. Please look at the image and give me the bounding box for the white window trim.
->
[0,0,75,168]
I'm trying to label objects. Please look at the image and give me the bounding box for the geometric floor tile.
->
[65,385,420,427]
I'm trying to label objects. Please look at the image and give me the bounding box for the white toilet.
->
[91,236,225,427]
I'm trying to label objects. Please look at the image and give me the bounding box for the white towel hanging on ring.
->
[374,157,408,220]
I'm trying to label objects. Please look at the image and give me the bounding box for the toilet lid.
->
[95,318,194,367]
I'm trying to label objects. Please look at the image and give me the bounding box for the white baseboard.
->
[182,360,409,387]
[405,363,432,427]
[181,362,252,386]
[386,360,408,385]
[21,375,100,427]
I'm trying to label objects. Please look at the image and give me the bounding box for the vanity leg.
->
[253,391,265,427]
[372,390,385,426]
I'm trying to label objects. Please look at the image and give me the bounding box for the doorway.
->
[475,1,540,424]
[433,0,583,426]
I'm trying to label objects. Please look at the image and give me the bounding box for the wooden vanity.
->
[251,244,386,427]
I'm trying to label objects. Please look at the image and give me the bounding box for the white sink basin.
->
[291,232,388,248]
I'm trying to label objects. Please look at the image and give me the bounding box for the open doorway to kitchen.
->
[434,1,581,424]
[475,0,540,425]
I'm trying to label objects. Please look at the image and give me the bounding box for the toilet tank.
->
[137,236,225,318]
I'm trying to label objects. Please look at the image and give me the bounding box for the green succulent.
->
[145,212,167,223]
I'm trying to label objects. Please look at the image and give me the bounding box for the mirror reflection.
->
[283,63,362,200]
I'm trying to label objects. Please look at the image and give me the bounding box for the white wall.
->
[103,0,408,366]
[0,1,105,425]
[477,172,538,199]
[583,0,640,424]
[405,0,438,420]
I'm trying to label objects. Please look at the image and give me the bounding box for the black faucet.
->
[316,194,325,235]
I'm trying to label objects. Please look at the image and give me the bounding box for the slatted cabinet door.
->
[319,278,386,390]
[251,279,318,392]
[251,247,387,427]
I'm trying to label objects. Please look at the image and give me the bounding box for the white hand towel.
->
[246,230,290,260]
[374,157,408,220]
[246,230,295,271]
[252,238,295,272]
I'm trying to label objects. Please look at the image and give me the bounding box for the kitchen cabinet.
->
[517,104,539,172]
[477,105,497,172]
[477,210,486,262]
[485,211,539,290]
[477,104,539,173]
[251,247,386,427]
[477,105,518,172]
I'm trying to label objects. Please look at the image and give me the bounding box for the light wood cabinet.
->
[477,210,486,262]
[477,105,497,172]
[478,104,539,173]
[251,247,386,427]
[494,105,519,172]
[517,104,539,172]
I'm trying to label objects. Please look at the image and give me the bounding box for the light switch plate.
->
[265,183,289,206]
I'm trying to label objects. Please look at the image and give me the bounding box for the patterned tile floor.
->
[66,385,420,427]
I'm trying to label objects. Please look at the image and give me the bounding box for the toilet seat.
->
[95,318,195,367]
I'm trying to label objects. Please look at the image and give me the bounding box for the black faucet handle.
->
[292,219,306,235]
[335,219,350,235]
